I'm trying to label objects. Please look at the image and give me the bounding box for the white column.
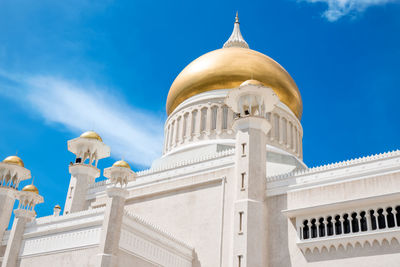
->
[323,218,327,236]
[97,187,128,267]
[227,108,233,132]
[339,217,345,234]
[177,116,184,144]
[0,188,17,243]
[64,164,100,214]
[216,105,223,134]
[349,214,354,233]
[186,111,193,140]
[366,212,371,231]
[169,121,174,147]
[173,118,180,146]
[206,105,212,135]
[356,214,362,231]
[195,109,202,138]
[383,210,389,228]
[2,210,35,267]
[332,217,337,235]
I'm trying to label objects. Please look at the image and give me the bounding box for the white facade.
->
[1,16,399,267]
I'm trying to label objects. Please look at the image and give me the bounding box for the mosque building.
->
[1,14,400,267]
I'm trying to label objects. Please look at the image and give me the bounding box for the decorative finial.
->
[223,12,249,49]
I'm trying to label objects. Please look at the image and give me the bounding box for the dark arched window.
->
[360,211,368,231]
[311,219,317,238]
[335,215,342,235]
[326,216,334,236]
[396,206,400,227]
[370,210,377,230]
[377,209,386,229]
[351,212,359,233]
[303,220,309,239]
[387,207,395,228]
[343,214,350,234]
[318,218,325,237]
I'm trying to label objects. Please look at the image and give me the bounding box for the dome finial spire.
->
[223,12,249,49]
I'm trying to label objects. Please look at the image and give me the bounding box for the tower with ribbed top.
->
[64,131,110,214]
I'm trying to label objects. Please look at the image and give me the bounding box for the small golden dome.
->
[54,204,61,209]
[167,47,302,119]
[80,131,102,142]
[22,184,39,194]
[112,160,131,169]
[240,79,266,87]
[3,155,24,167]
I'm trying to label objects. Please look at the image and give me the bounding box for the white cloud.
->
[0,71,165,167]
[305,0,396,21]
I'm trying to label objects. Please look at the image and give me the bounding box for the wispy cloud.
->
[0,71,164,167]
[304,0,396,21]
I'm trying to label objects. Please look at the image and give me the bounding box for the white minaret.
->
[64,131,110,214]
[97,160,136,267]
[2,183,43,267]
[225,80,279,267]
[0,156,31,243]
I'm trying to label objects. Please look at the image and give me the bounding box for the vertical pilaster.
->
[97,187,128,267]
[64,164,100,214]
[216,105,223,134]
[206,105,212,134]
[1,210,35,267]
[0,189,17,243]
[232,116,271,267]
[186,112,193,141]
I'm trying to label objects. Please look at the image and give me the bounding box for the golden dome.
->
[166,47,302,119]
[80,131,102,142]
[22,184,39,194]
[54,204,61,209]
[3,155,24,167]
[240,79,266,87]
[113,160,131,169]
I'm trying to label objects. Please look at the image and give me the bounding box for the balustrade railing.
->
[298,205,400,241]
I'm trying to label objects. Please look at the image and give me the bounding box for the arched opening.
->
[311,218,317,238]
[318,217,325,237]
[377,208,386,229]
[370,210,377,230]
[343,214,350,234]
[396,206,400,227]
[387,207,395,228]
[360,211,368,231]
[335,215,342,235]
[351,212,359,233]
[303,220,309,239]
[327,216,334,236]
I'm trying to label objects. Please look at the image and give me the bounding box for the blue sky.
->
[0,0,399,219]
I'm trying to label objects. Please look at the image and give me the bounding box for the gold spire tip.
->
[235,11,239,23]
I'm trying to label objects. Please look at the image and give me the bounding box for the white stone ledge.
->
[283,191,400,218]
[267,149,400,196]
[87,155,233,201]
